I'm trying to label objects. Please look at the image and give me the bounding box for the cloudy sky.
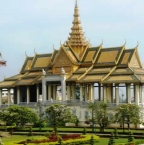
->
[0,0,144,81]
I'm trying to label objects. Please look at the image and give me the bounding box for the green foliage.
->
[33,121,47,128]
[58,137,63,145]
[114,104,141,130]
[113,128,119,139]
[83,127,87,135]
[44,131,50,138]
[27,127,33,136]
[128,131,134,142]
[0,105,38,127]
[89,135,95,145]
[88,101,112,132]
[45,104,78,133]
[108,133,115,145]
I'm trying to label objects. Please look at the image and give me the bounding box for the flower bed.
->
[17,134,100,145]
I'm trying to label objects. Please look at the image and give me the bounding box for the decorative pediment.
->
[53,49,72,67]
[129,52,141,68]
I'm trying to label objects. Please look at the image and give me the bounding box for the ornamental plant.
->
[113,128,119,139]
[108,133,115,145]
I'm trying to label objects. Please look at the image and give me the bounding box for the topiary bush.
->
[113,128,119,139]
[27,127,33,136]
[83,127,87,135]
[33,121,47,128]
[128,131,134,143]
[108,133,115,145]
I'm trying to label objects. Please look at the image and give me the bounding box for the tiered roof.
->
[0,3,144,88]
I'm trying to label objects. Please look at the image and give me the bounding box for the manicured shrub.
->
[83,127,87,135]
[108,133,115,145]
[58,137,63,145]
[113,128,119,139]
[27,127,33,136]
[44,131,50,138]
[89,135,95,145]
[33,121,47,128]
[128,131,134,142]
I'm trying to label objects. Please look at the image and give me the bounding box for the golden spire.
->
[64,1,89,60]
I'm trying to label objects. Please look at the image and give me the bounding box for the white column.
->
[48,85,51,100]
[80,85,83,101]
[139,85,142,103]
[36,84,39,102]
[17,87,20,104]
[0,88,2,106]
[115,86,119,105]
[126,84,131,104]
[67,86,71,100]
[142,85,144,104]
[135,84,139,105]
[103,85,107,102]
[8,88,11,106]
[90,84,94,103]
[84,85,87,101]
[53,85,56,100]
[71,85,75,99]
[42,77,47,102]
[27,86,30,104]
[61,74,66,101]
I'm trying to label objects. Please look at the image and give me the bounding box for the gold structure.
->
[0,2,144,115]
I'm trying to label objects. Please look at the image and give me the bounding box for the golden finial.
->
[25,51,28,57]
[123,39,126,46]
[53,44,56,51]
[75,0,78,7]
[34,48,37,55]
[136,41,139,48]
[101,39,103,45]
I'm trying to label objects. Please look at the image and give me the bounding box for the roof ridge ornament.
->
[25,51,28,57]
[53,44,56,51]
[123,39,126,46]
[136,41,139,48]
[42,69,46,76]
[75,0,78,8]
[34,48,37,55]
[61,67,65,74]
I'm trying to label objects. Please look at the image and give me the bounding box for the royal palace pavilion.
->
[0,2,144,127]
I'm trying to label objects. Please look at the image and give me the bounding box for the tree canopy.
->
[0,105,38,127]
[45,104,78,133]
[114,104,142,130]
[88,101,112,132]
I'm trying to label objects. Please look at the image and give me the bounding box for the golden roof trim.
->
[101,66,116,82]
[77,65,94,81]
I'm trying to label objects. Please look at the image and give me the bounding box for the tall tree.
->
[45,104,78,133]
[88,101,112,132]
[0,105,38,127]
[114,104,142,131]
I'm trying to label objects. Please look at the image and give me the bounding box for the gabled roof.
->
[20,56,34,74]
[102,75,140,84]
[81,45,101,63]
[4,74,22,81]
[94,46,124,67]
[30,53,52,70]
[52,46,77,67]
[118,47,142,68]
[78,66,115,83]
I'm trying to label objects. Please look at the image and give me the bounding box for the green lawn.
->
[2,135,46,143]
[1,135,144,145]
[29,127,144,133]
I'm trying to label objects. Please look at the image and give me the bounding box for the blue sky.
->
[0,0,144,81]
